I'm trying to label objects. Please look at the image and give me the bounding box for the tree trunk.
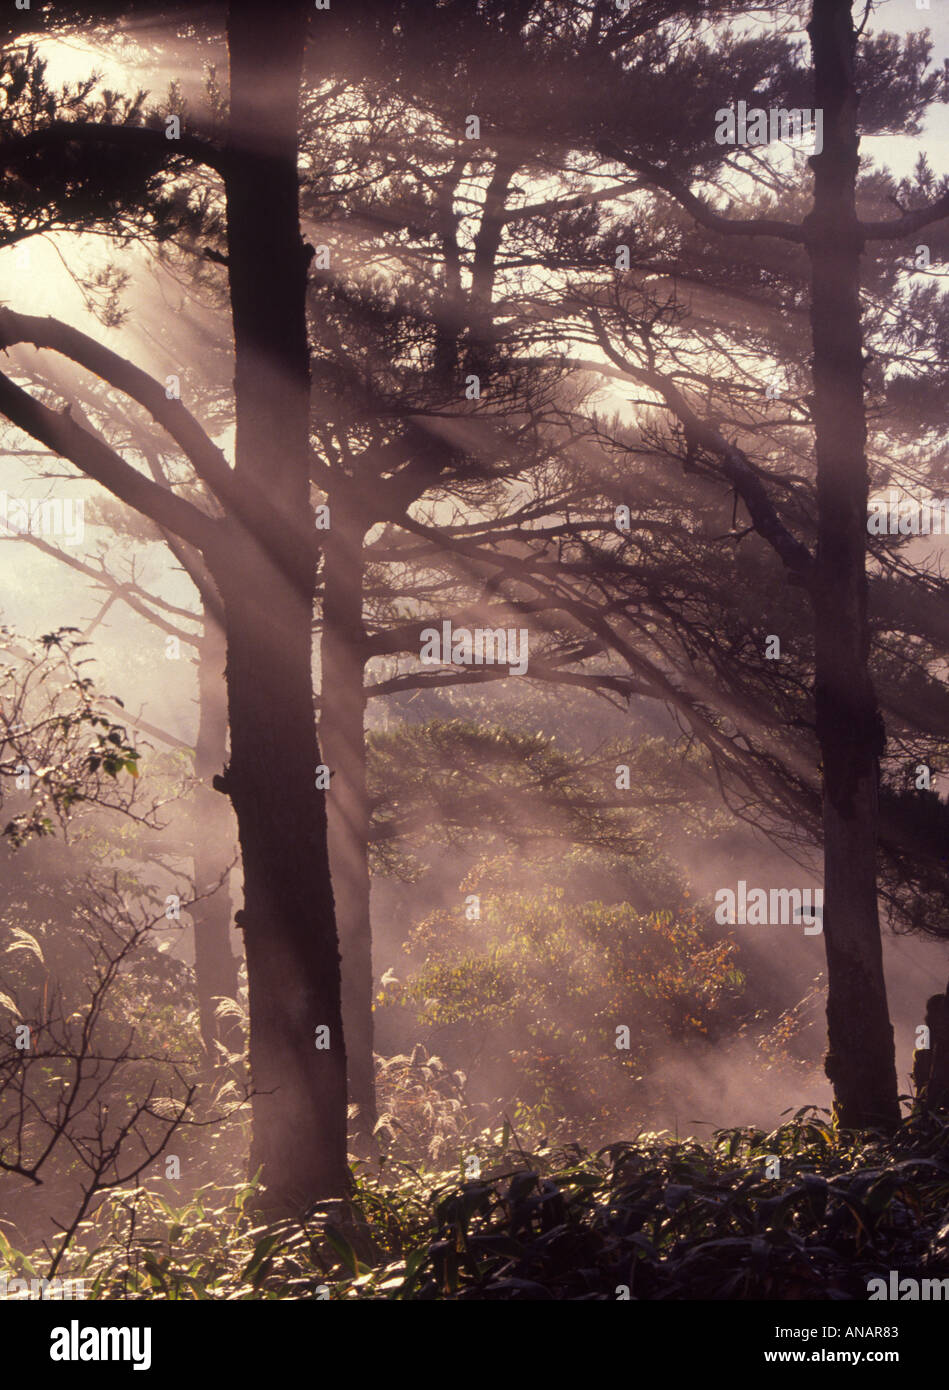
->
[218,0,349,1210]
[912,982,949,1112]
[319,499,376,1139]
[805,0,899,1129]
[191,617,241,1056]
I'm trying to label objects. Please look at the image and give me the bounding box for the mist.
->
[0,0,947,1332]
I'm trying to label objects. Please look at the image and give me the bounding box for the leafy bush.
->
[379,889,747,1129]
[10,1107,949,1301]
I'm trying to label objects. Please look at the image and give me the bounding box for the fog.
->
[0,0,947,1315]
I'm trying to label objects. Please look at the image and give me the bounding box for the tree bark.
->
[319,498,376,1138]
[805,0,899,1129]
[912,982,949,1112]
[218,0,349,1209]
[191,618,241,1057]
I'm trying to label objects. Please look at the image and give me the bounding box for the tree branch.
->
[0,308,234,511]
[859,192,949,240]
[588,310,814,578]
[0,308,307,580]
[0,370,222,559]
[0,121,230,178]
[595,141,806,243]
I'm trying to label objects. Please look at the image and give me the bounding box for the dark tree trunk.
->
[805,0,899,1129]
[217,0,349,1210]
[191,618,241,1056]
[912,982,949,1112]
[319,500,376,1139]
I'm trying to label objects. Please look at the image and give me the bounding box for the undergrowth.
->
[3,1099,948,1300]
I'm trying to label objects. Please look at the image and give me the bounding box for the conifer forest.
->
[0,0,948,1364]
